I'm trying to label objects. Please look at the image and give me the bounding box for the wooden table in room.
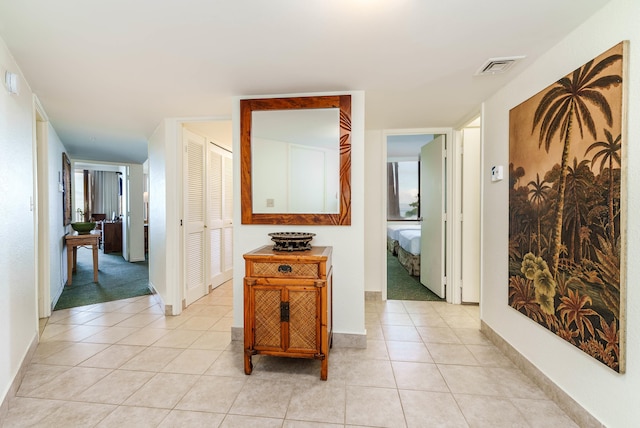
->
[64,231,100,285]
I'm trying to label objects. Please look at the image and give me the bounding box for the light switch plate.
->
[491,165,503,182]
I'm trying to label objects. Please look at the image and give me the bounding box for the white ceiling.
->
[0,0,609,164]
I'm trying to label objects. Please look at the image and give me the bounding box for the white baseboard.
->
[480,321,603,428]
[147,281,172,315]
[365,291,382,301]
[0,332,38,424]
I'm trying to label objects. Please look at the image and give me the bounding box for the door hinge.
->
[280,301,290,322]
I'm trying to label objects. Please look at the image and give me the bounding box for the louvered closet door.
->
[207,142,233,288]
[184,129,207,306]
[222,154,233,279]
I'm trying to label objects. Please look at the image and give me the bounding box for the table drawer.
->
[250,261,320,278]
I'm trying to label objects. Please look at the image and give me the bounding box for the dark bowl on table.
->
[71,222,96,234]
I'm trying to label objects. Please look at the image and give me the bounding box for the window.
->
[74,170,84,222]
[387,161,419,220]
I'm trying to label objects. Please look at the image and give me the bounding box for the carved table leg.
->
[244,351,253,375]
[320,357,328,381]
[92,243,99,282]
[66,244,73,286]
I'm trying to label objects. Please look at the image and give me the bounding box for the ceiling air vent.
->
[475,56,525,76]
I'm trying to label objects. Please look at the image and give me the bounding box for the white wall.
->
[481,0,639,425]
[148,120,172,309]
[232,91,366,337]
[0,37,37,406]
[252,138,288,213]
[364,130,385,293]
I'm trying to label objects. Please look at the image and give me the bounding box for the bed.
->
[396,229,421,276]
[386,224,421,255]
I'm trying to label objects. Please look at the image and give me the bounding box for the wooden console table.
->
[64,231,100,285]
[243,245,333,380]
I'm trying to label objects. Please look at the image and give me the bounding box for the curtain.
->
[387,162,400,218]
[91,171,120,219]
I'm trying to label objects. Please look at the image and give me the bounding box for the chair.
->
[91,214,106,248]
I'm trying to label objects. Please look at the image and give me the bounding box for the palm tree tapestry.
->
[508,42,626,372]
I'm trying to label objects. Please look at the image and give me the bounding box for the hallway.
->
[4,283,577,427]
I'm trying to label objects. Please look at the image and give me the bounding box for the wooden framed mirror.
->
[240,94,351,225]
[62,152,72,226]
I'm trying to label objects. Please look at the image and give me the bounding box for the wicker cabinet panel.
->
[253,288,284,349]
[288,289,319,351]
[244,245,332,380]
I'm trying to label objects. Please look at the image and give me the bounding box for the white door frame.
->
[449,112,484,305]
[381,127,454,303]
[33,95,50,318]
[457,119,482,304]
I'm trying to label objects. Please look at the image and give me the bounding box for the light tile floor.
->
[3,282,578,427]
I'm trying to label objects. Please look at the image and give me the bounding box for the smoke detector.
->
[475,56,525,76]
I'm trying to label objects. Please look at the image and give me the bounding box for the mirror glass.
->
[251,108,340,214]
[240,95,351,225]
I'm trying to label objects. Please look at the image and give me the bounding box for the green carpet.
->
[387,251,443,301]
[54,247,151,311]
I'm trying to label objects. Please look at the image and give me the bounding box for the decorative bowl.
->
[268,232,315,252]
[71,222,96,234]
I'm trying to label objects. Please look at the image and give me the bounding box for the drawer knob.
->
[278,264,292,273]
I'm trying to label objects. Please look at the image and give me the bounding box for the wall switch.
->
[491,165,503,182]
[58,183,64,192]
[266,198,274,208]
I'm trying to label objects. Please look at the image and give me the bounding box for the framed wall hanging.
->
[508,41,627,372]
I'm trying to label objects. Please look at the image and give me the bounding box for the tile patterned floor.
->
[2,282,578,427]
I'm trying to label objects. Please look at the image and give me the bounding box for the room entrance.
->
[383,123,481,304]
[384,130,447,301]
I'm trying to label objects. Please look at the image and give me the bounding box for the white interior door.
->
[461,127,481,303]
[184,129,207,306]
[420,135,446,298]
[207,142,233,289]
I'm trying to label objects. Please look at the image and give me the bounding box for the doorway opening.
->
[181,120,233,308]
[385,131,446,302]
[53,160,148,310]
[382,120,482,305]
